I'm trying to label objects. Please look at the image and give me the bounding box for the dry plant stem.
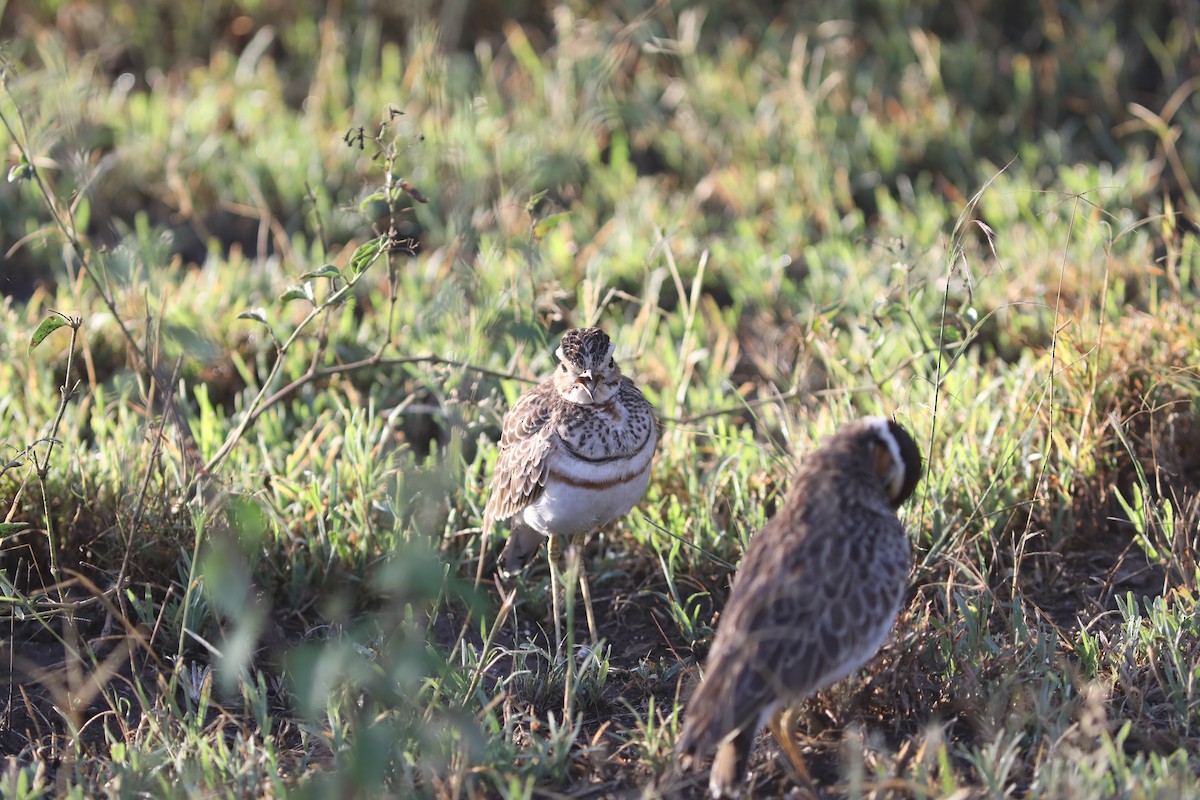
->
[1014,196,1083,592]
[210,352,534,476]
[576,548,599,646]
[201,248,385,473]
[927,250,954,519]
[33,319,81,606]
[669,345,943,427]
[307,309,334,374]
[381,242,404,358]
[113,357,181,634]
[64,570,164,670]
[3,604,10,725]
[459,588,517,712]
[371,135,416,354]
[920,165,1012,530]
[303,183,334,374]
[641,515,736,570]
[27,569,163,753]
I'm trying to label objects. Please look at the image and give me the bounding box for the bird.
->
[479,327,659,646]
[677,416,923,799]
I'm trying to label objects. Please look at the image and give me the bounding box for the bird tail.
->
[708,731,754,798]
[678,680,723,768]
[475,511,544,587]
[500,523,543,576]
[678,676,757,798]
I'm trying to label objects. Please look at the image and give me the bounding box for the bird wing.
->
[482,383,558,534]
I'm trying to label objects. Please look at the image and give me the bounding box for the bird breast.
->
[523,460,653,538]
[554,390,655,463]
[520,397,657,538]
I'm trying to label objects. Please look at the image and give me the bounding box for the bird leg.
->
[551,537,600,722]
[546,535,564,648]
[560,537,578,721]
[768,706,818,797]
[567,539,600,643]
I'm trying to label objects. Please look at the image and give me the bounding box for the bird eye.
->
[608,359,615,368]
[560,364,567,372]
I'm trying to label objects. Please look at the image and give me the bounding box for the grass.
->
[1,1,1199,797]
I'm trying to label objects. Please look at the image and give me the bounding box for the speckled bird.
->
[678,417,923,798]
[480,327,658,641]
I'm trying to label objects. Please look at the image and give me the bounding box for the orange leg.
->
[768,707,818,797]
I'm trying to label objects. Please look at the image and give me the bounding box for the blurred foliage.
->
[0,0,1196,300]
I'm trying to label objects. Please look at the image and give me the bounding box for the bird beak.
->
[576,370,596,400]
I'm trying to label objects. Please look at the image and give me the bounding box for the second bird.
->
[678,416,923,798]
[481,327,659,643]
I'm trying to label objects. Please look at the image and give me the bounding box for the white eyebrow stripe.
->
[866,415,905,497]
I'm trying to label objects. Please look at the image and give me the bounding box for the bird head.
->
[553,327,622,405]
[861,416,923,507]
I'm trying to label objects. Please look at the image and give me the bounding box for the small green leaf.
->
[29,315,69,351]
[237,307,270,325]
[301,265,342,281]
[7,155,31,183]
[279,284,314,304]
[349,237,385,274]
[358,191,387,214]
[525,189,548,214]
[0,522,30,535]
[534,212,572,241]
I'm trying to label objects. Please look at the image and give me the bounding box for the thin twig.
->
[31,317,81,605]
[203,351,534,473]
[114,356,182,620]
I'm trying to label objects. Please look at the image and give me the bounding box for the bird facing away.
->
[479,327,659,643]
[678,416,923,799]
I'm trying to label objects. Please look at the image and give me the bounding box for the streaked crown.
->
[555,327,615,371]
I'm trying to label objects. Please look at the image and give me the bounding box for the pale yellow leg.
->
[546,535,563,647]
[552,537,601,721]
[560,537,575,721]
[768,707,818,797]
[568,541,600,643]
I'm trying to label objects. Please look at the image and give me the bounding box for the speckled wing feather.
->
[482,381,559,534]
